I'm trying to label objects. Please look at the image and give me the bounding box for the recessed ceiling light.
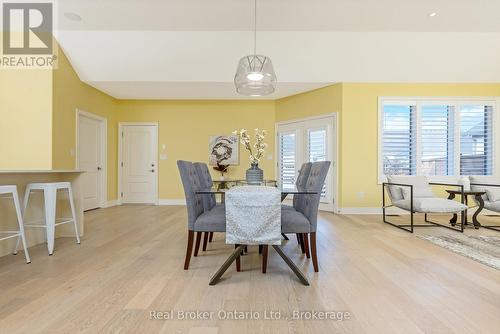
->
[64,12,82,22]
[429,12,437,17]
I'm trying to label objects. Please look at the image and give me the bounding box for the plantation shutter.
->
[279,132,296,191]
[420,105,455,176]
[382,103,417,176]
[308,129,327,197]
[460,104,494,175]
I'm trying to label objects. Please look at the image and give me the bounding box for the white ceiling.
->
[58,0,500,32]
[55,0,500,100]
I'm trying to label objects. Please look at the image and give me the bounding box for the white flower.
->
[233,128,267,165]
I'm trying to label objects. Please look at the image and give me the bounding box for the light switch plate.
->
[160,154,167,160]
[266,154,273,160]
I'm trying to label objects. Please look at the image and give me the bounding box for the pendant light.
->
[234,0,277,96]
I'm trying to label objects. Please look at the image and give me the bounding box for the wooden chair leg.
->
[184,231,194,270]
[296,233,301,244]
[262,245,268,273]
[194,232,202,257]
[310,232,319,272]
[202,232,209,251]
[235,244,241,272]
[209,232,214,242]
[259,244,263,254]
[299,234,306,254]
[303,233,310,259]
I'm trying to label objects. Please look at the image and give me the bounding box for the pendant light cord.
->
[254,0,257,56]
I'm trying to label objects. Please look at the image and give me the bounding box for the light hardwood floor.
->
[0,206,499,334]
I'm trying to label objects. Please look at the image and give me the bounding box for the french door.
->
[277,116,336,212]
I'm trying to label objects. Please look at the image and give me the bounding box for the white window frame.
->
[378,96,500,184]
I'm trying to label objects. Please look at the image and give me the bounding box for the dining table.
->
[211,180,289,238]
[196,184,317,286]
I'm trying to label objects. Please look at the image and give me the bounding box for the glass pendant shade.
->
[234,55,277,96]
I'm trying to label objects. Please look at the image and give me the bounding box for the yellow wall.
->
[276,83,500,208]
[275,84,342,122]
[116,100,276,199]
[0,64,53,169]
[52,45,118,199]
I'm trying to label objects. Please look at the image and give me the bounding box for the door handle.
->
[97,166,102,171]
[150,169,155,173]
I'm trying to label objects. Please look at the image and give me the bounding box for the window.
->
[380,98,496,181]
[382,103,416,176]
[459,105,493,175]
[420,104,454,176]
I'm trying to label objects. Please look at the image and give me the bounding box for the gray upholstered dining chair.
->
[177,160,226,270]
[193,162,219,250]
[276,161,331,272]
[282,162,313,252]
[282,162,313,211]
[193,162,216,211]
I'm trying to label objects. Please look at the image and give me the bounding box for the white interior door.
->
[277,116,336,212]
[121,125,158,204]
[78,114,103,211]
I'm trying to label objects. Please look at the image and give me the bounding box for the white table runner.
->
[225,186,281,245]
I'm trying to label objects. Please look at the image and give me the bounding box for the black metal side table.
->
[446,190,486,229]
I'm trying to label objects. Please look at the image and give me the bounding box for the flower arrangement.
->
[233,128,268,165]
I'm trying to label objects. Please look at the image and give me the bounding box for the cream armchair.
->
[470,176,500,232]
[382,176,468,233]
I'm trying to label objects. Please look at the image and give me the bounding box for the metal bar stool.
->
[21,182,80,255]
[0,185,31,263]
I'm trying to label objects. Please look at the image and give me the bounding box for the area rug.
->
[418,235,500,270]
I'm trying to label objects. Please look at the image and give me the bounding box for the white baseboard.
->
[102,200,119,208]
[338,207,412,215]
[101,199,186,206]
[338,207,381,215]
[158,199,186,206]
